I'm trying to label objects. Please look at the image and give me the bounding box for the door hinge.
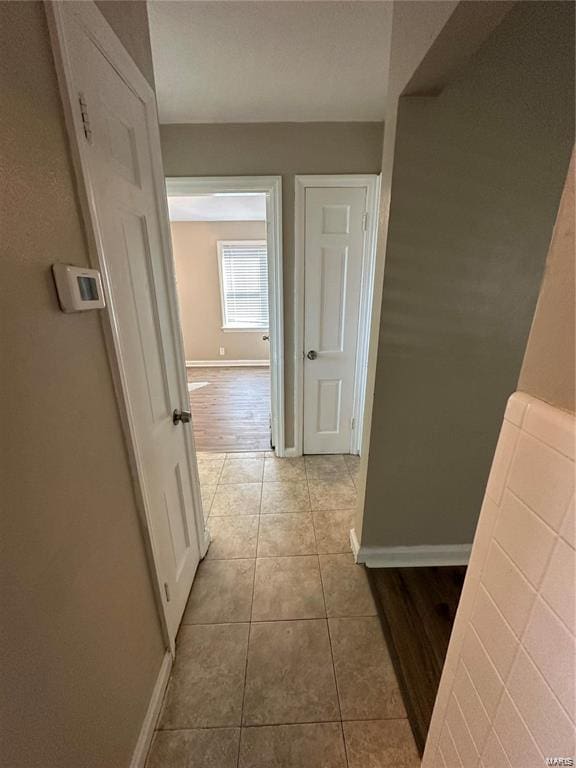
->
[362,212,368,231]
[164,582,171,602]
[351,417,356,430]
[78,93,92,143]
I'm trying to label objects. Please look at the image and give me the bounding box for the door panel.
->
[303,187,365,454]
[66,17,201,639]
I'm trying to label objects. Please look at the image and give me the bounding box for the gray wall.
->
[362,1,575,548]
[0,3,165,766]
[95,0,155,87]
[519,150,575,414]
[160,121,384,448]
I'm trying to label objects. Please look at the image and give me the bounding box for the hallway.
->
[146,453,420,767]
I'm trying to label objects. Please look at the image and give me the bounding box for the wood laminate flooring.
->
[367,565,466,756]
[187,366,271,453]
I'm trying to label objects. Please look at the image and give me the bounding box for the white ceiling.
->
[167,193,267,221]
[148,1,392,123]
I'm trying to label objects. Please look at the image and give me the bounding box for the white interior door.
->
[303,186,366,454]
[61,9,202,641]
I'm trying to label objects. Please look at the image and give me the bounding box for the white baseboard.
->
[350,529,471,568]
[186,359,269,368]
[282,447,300,458]
[130,650,172,768]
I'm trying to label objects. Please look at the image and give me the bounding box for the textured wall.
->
[171,220,269,361]
[362,1,574,548]
[423,393,575,767]
[519,151,575,414]
[161,121,384,447]
[0,3,165,766]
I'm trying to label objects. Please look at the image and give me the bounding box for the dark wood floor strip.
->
[367,565,466,755]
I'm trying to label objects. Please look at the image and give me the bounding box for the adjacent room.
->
[167,191,272,453]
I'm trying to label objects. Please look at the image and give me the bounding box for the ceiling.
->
[167,193,267,221]
[147,1,392,123]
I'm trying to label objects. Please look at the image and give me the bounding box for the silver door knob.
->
[173,408,192,425]
[306,350,318,360]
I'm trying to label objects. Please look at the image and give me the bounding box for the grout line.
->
[157,715,412,733]
[311,483,349,768]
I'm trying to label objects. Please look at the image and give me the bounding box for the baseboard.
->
[350,533,471,568]
[350,527,361,560]
[185,359,269,368]
[282,447,300,458]
[130,650,172,768]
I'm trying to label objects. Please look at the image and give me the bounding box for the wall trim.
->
[186,359,270,368]
[129,651,172,768]
[350,531,471,568]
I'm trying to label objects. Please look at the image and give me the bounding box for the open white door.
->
[48,2,207,646]
[302,186,366,454]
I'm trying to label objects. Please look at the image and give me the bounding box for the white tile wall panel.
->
[423,393,576,768]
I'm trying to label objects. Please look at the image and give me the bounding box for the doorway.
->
[166,177,285,456]
[294,175,380,456]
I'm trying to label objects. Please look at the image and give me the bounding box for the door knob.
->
[262,335,270,341]
[306,350,318,360]
[173,408,192,425]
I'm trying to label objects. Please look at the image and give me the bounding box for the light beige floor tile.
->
[257,514,316,557]
[344,455,361,486]
[239,723,347,768]
[252,556,325,621]
[211,483,262,516]
[182,559,255,624]
[329,617,406,720]
[312,509,355,554]
[265,450,276,457]
[309,478,357,511]
[220,458,264,484]
[319,554,376,617]
[197,451,227,461]
[263,457,306,483]
[261,481,310,513]
[160,624,249,728]
[146,728,240,768]
[305,455,348,481]
[197,458,225,486]
[227,451,266,459]
[243,619,340,725]
[343,720,420,768]
[206,516,259,560]
[201,484,217,520]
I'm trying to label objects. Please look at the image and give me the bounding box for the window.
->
[217,240,269,330]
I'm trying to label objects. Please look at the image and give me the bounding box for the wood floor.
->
[187,366,271,453]
[367,565,466,756]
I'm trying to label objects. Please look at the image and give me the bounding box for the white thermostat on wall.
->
[52,264,106,313]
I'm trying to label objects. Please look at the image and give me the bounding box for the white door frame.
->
[294,174,381,456]
[46,0,209,653]
[166,176,286,456]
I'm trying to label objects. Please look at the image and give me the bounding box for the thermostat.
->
[52,264,105,312]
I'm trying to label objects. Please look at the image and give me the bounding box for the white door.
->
[303,186,366,453]
[62,10,202,640]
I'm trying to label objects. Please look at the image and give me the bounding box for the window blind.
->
[218,241,269,329]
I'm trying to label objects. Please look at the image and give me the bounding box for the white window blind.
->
[217,240,269,329]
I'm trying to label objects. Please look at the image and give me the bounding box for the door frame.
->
[46,0,209,654]
[294,174,381,456]
[165,176,286,456]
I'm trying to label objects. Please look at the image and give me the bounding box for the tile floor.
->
[146,452,420,768]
